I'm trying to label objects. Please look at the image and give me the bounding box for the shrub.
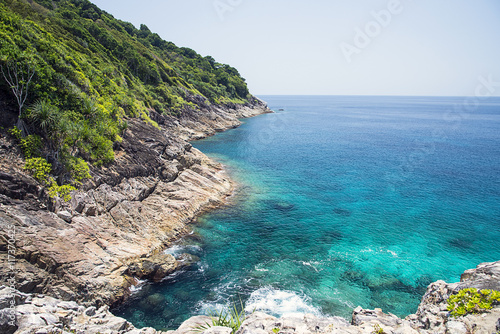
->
[47,178,76,202]
[28,99,59,134]
[371,323,386,334]
[194,301,247,334]
[447,288,500,318]
[8,127,43,158]
[7,126,21,140]
[24,157,51,183]
[19,134,43,158]
[67,156,91,184]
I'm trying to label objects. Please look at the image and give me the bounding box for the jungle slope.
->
[0,0,271,309]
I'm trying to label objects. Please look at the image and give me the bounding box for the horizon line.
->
[255,94,500,98]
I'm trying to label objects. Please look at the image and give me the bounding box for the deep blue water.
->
[114,96,500,330]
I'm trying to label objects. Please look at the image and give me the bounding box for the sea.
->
[114,95,500,330]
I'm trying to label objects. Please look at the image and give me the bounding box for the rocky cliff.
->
[2,261,499,334]
[0,98,271,310]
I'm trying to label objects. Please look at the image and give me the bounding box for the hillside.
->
[0,0,271,315]
[0,0,259,188]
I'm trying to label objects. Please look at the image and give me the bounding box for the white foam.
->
[386,249,398,257]
[300,261,319,272]
[164,244,203,258]
[245,287,321,317]
[129,277,147,294]
[254,263,269,272]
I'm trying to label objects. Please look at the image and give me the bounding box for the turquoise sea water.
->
[114,96,500,330]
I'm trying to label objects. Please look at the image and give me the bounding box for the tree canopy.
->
[0,0,253,197]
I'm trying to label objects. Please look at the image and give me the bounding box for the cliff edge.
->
[0,99,271,309]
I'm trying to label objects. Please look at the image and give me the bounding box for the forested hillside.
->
[0,0,253,197]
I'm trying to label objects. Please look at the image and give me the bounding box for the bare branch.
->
[0,58,37,131]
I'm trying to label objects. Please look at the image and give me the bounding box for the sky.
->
[89,0,500,96]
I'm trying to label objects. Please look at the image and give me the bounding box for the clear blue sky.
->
[90,0,500,96]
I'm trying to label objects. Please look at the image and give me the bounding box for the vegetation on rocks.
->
[194,301,248,334]
[447,288,500,318]
[0,0,253,199]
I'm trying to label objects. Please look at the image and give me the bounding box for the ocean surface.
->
[114,96,500,330]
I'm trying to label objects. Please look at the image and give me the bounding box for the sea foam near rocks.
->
[244,287,322,318]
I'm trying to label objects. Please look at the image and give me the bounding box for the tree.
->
[0,55,36,136]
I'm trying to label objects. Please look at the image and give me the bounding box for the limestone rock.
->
[56,210,72,223]
[127,253,179,282]
[172,315,212,334]
[235,312,277,334]
[0,287,167,334]
[202,326,232,334]
[458,261,500,291]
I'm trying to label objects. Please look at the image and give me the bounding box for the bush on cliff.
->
[447,288,500,318]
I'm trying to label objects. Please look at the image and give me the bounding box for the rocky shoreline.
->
[1,261,499,334]
[0,99,271,309]
[1,99,499,334]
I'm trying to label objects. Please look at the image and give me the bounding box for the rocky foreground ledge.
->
[1,261,499,334]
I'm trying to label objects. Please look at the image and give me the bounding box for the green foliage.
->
[24,157,51,183]
[194,301,248,334]
[1,0,254,187]
[9,126,42,158]
[272,327,280,334]
[19,134,43,158]
[371,324,386,334]
[447,288,500,318]
[47,177,76,202]
[27,99,59,133]
[66,156,90,185]
[7,126,21,140]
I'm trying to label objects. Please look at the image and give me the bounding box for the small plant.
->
[24,157,52,183]
[8,126,21,140]
[271,327,280,334]
[24,158,76,201]
[371,323,386,334]
[48,178,76,202]
[8,127,43,158]
[447,288,500,318]
[19,134,43,158]
[67,156,91,185]
[194,300,248,334]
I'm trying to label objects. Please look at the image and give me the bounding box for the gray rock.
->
[0,308,17,334]
[202,326,232,334]
[458,261,500,291]
[84,306,96,316]
[105,316,131,331]
[39,313,58,325]
[173,315,212,334]
[352,307,401,327]
[56,210,72,222]
[57,301,79,310]
[17,313,47,329]
[445,320,468,333]
[84,204,97,216]
[235,312,277,334]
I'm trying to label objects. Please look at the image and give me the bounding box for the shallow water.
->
[114,96,500,330]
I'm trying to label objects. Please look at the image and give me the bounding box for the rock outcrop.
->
[2,261,498,334]
[0,286,163,334]
[0,99,271,309]
[177,261,499,334]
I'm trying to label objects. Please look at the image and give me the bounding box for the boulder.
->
[56,210,72,223]
[127,253,179,282]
